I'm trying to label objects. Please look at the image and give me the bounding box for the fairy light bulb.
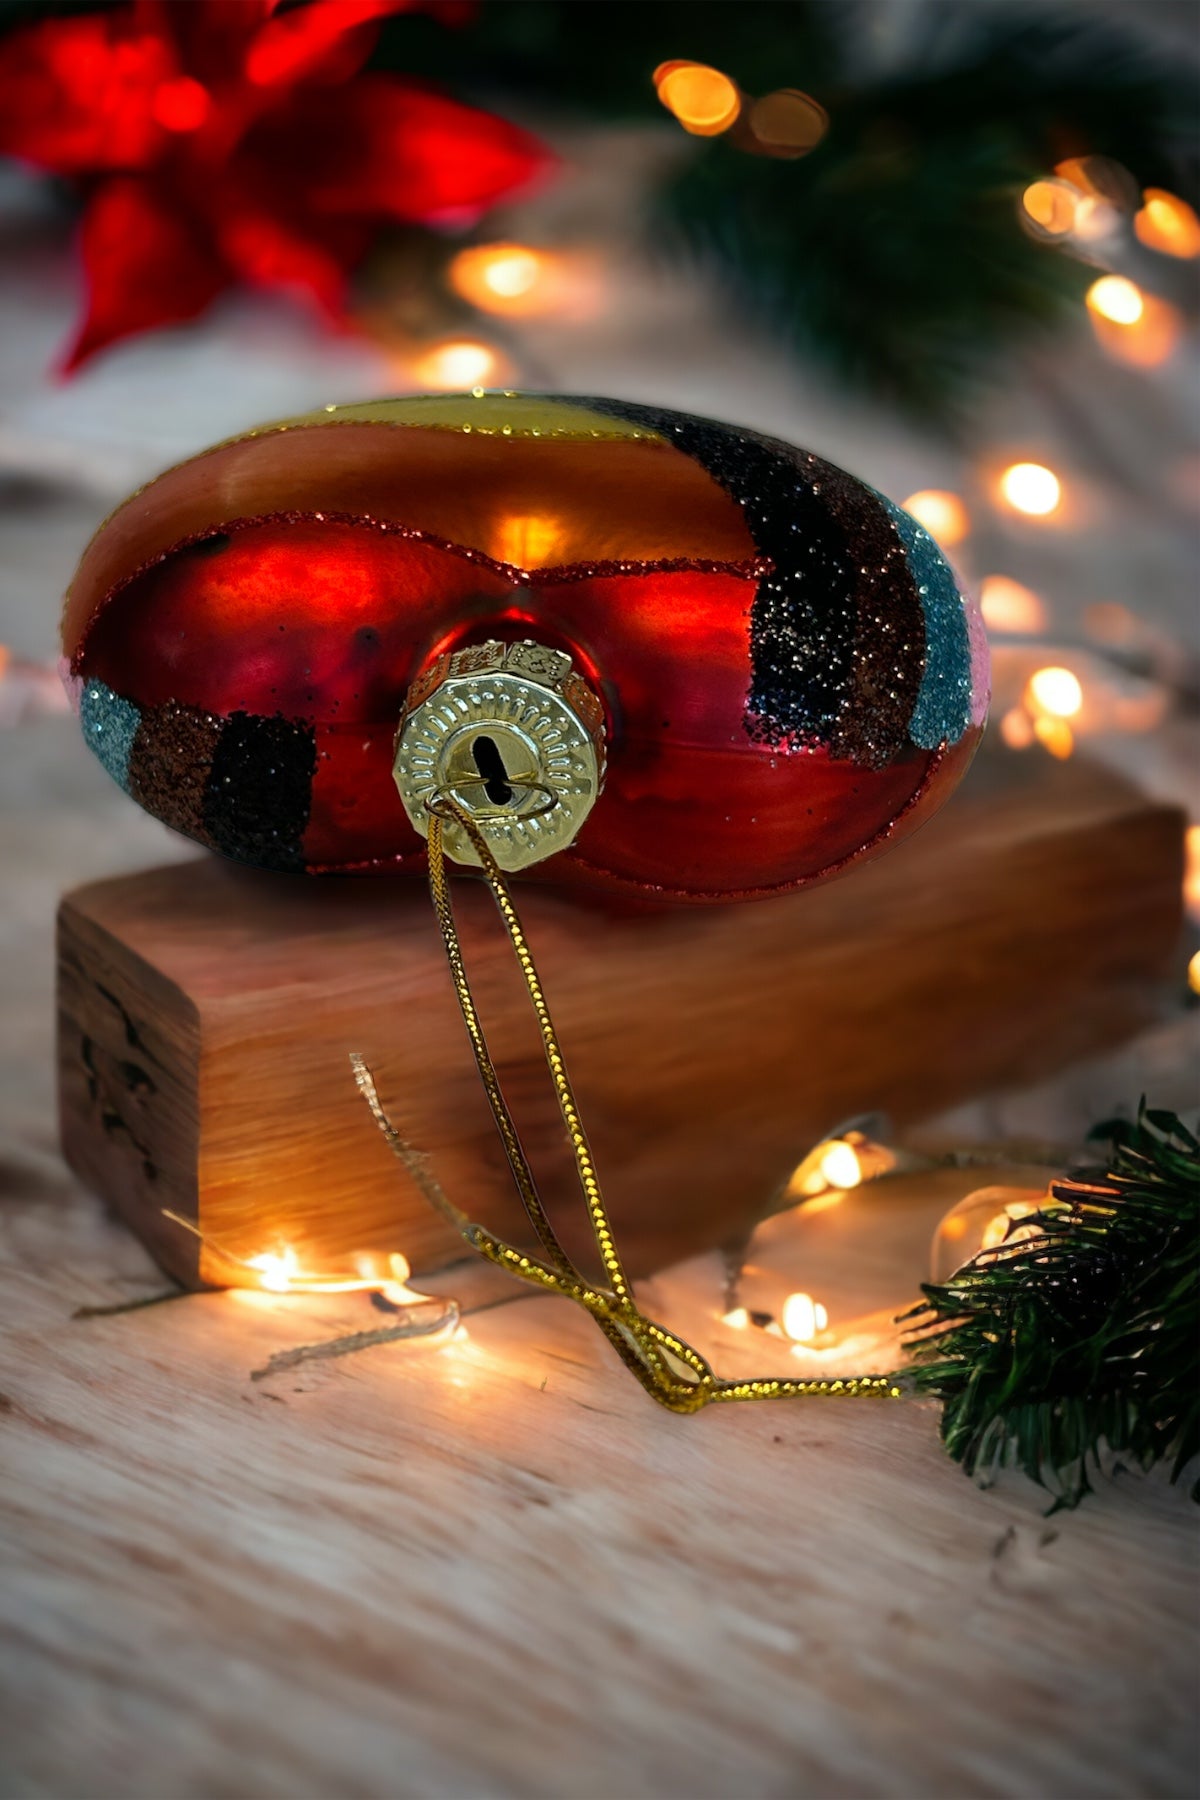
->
[246,1247,300,1292]
[818,1139,862,1190]
[999,462,1061,517]
[781,1292,829,1344]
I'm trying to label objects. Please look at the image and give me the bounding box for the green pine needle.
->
[900,1104,1200,1509]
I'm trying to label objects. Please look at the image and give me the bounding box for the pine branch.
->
[900,1104,1200,1509]
[375,2,1198,429]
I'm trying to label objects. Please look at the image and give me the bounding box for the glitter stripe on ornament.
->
[559,395,861,753]
[80,679,140,791]
[806,461,925,768]
[201,711,316,872]
[880,496,973,750]
[128,700,223,847]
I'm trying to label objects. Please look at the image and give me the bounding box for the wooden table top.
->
[2,1144,1197,1800]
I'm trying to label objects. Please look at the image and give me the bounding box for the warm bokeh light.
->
[1033,715,1074,759]
[1089,289,1183,369]
[448,242,556,315]
[1087,275,1144,325]
[999,462,1061,517]
[163,1207,429,1300]
[412,339,498,390]
[781,1292,829,1344]
[1083,600,1138,644]
[901,489,970,548]
[745,89,828,157]
[1071,195,1122,244]
[979,575,1047,635]
[721,1306,750,1329]
[241,1246,419,1298]
[1135,189,1200,259]
[1020,178,1078,239]
[1055,155,1139,208]
[1189,949,1200,996]
[1184,824,1200,921]
[1000,707,1035,750]
[655,62,742,136]
[1028,665,1083,717]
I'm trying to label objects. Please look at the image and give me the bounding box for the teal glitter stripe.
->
[880,496,972,749]
[80,679,140,790]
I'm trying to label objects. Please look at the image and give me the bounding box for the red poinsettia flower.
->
[0,0,549,369]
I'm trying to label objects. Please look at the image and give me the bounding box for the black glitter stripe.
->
[201,713,316,873]
[807,457,925,768]
[556,396,860,753]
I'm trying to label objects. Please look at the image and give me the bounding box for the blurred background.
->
[1,0,1198,1142]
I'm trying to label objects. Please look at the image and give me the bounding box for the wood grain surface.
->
[1,1153,1197,1800]
[56,749,1186,1291]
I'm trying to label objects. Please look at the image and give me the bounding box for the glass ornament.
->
[64,391,987,896]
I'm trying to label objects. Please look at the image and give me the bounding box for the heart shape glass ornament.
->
[63,391,988,1410]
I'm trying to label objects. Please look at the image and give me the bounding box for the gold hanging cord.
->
[356,793,899,1412]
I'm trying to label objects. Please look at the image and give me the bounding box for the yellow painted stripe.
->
[276,392,668,442]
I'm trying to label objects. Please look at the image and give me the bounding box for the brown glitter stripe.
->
[127,701,223,849]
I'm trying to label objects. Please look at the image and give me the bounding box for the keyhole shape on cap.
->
[471,734,514,806]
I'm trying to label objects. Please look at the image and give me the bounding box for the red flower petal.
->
[63,176,227,371]
[0,12,173,174]
[133,0,273,88]
[254,76,551,223]
[216,204,365,316]
[243,2,422,89]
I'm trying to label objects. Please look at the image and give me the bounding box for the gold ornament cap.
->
[393,639,606,871]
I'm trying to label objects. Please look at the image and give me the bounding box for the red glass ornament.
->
[64,393,988,902]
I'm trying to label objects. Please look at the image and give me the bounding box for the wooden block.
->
[57,751,1185,1289]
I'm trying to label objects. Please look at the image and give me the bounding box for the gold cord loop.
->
[356,792,899,1411]
[424,778,559,824]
